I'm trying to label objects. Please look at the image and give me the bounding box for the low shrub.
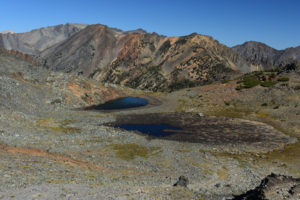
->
[175,37,188,46]
[168,78,197,91]
[118,72,130,82]
[224,101,230,106]
[264,68,280,72]
[147,65,161,73]
[242,75,261,88]
[260,81,277,87]
[277,77,289,82]
[158,40,171,54]
[221,80,230,84]
[235,86,243,90]
[236,70,283,90]
[273,105,279,109]
[294,85,300,90]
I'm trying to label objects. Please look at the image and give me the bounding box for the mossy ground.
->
[36,118,81,134]
[108,143,162,161]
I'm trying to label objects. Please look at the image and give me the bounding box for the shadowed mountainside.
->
[232,41,300,70]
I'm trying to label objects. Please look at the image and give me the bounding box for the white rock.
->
[198,112,204,117]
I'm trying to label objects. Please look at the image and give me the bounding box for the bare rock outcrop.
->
[233,173,300,200]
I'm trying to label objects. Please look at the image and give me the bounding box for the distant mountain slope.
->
[40,24,251,91]
[0,23,87,55]
[232,41,300,70]
[39,24,126,75]
[0,30,16,34]
[277,46,300,65]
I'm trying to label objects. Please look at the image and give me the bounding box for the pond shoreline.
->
[106,112,296,154]
[82,95,162,112]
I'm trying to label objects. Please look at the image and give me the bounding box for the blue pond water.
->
[115,124,181,137]
[96,97,148,110]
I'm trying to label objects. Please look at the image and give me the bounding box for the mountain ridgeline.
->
[232,41,300,70]
[38,24,250,91]
[1,23,299,91]
[0,23,87,55]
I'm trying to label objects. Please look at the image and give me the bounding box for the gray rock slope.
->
[232,41,300,70]
[0,23,87,55]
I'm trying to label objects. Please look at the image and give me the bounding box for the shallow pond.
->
[114,123,181,137]
[95,97,148,110]
[107,113,292,153]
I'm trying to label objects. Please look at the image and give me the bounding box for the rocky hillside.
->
[0,47,38,66]
[0,23,87,55]
[2,23,300,91]
[39,24,251,91]
[0,40,299,200]
[232,41,300,70]
[39,24,126,76]
[0,47,123,113]
[233,174,300,200]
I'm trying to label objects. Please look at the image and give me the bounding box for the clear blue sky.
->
[1,0,299,49]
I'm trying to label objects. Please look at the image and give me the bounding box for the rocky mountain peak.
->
[0,23,87,55]
[232,41,300,69]
[0,30,16,34]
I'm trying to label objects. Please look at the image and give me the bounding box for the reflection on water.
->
[114,123,181,137]
[95,97,148,110]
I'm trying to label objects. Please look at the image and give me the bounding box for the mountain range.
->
[0,23,87,55]
[1,23,299,91]
[232,41,300,70]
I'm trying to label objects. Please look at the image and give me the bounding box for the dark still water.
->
[95,97,148,110]
[114,124,181,137]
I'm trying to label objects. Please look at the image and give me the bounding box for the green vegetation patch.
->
[168,78,197,91]
[117,72,130,82]
[264,68,280,73]
[235,71,290,90]
[36,118,80,134]
[241,75,261,88]
[110,143,161,161]
[260,81,277,87]
[277,77,289,82]
[177,149,192,153]
[213,107,251,118]
[147,65,161,73]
